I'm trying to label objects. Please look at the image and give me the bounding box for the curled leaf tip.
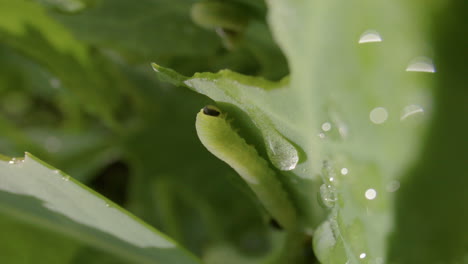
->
[150,62,160,72]
[150,63,190,88]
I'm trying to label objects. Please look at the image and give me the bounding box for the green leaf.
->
[42,0,287,79]
[151,64,325,230]
[46,0,221,62]
[0,153,200,264]
[152,0,467,263]
[387,1,468,263]
[1,0,464,262]
[0,215,81,264]
[0,0,131,127]
[121,88,272,257]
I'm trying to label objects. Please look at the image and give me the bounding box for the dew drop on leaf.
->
[400,104,424,121]
[8,158,24,165]
[406,57,436,73]
[264,132,299,171]
[321,122,332,131]
[358,30,383,44]
[365,189,377,200]
[338,123,349,138]
[319,184,337,208]
[369,107,388,124]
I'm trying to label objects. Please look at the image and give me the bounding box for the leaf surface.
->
[0,153,200,264]
[151,0,465,263]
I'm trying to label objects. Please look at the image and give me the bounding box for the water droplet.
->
[321,122,332,131]
[319,184,337,208]
[265,133,299,171]
[53,170,60,174]
[321,161,337,183]
[365,189,377,200]
[105,203,110,207]
[318,133,326,139]
[406,57,436,73]
[62,175,70,181]
[8,158,23,165]
[338,124,348,138]
[400,104,424,120]
[370,107,388,124]
[360,253,367,259]
[340,168,349,175]
[386,180,400,192]
[358,30,382,43]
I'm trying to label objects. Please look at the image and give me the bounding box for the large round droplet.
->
[364,189,377,200]
[264,132,299,171]
[369,107,388,124]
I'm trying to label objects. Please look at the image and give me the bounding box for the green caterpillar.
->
[196,105,297,230]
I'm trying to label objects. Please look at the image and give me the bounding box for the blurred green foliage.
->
[0,0,288,262]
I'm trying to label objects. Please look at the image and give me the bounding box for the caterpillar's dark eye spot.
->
[269,218,283,230]
[203,106,221,116]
